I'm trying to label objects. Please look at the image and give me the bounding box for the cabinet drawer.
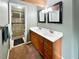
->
[30,31,38,39]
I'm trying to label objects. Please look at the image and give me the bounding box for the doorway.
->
[11,6,25,38]
[9,4,26,48]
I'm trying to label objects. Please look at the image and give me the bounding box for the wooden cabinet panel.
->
[38,36,44,56]
[30,31,39,50]
[53,39,62,59]
[44,39,53,59]
[44,39,52,48]
[30,31,44,55]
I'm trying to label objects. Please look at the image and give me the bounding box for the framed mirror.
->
[48,1,63,23]
[38,10,46,23]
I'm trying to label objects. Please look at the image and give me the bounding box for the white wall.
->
[47,0,61,7]
[0,0,8,26]
[26,4,37,41]
[73,0,79,59]
[0,1,9,59]
[38,0,75,59]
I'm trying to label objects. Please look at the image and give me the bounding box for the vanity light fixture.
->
[41,7,52,13]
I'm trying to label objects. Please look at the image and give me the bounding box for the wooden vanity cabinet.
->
[30,30,62,59]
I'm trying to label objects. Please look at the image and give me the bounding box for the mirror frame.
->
[47,1,63,24]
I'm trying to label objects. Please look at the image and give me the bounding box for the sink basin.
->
[41,30,54,37]
[34,27,54,37]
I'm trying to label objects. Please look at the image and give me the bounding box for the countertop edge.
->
[30,27,63,42]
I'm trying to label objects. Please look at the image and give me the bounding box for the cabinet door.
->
[30,31,39,50]
[38,36,44,56]
[44,39,53,59]
[30,31,44,56]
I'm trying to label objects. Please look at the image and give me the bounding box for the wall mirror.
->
[38,10,46,23]
[47,1,63,23]
[37,1,63,24]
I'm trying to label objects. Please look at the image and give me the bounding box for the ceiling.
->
[22,0,62,7]
[3,0,62,8]
[22,0,47,7]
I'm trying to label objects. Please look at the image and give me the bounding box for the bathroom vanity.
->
[30,27,63,59]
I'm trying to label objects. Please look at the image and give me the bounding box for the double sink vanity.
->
[30,27,63,59]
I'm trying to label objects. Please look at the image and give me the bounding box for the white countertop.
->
[30,27,63,42]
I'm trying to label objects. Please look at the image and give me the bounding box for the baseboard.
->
[7,49,11,59]
[26,41,32,44]
[10,41,32,49]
